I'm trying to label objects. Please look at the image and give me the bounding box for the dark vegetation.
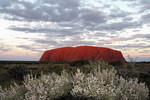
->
[8,65,29,81]
[0,60,150,99]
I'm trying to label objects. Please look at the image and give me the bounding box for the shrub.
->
[71,62,149,100]
[52,66,64,75]
[0,62,149,100]
[23,71,72,100]
[0,71,72,100]
[0,83,26,100]
[83,61,113,73]
[8,65,29,81]
[69,60,90,66]
[109,60,123,66]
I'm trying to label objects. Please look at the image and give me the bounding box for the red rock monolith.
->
[40,46,126,62]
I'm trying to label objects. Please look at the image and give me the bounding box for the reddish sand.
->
[40,46,126,62]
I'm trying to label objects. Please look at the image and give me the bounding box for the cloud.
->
[18,45,43,52]
[0,42,12,52]
[33,33,149,49]
[43,0,80,9]
[8,25,81,37]
[122,17,133,21]
[93,32,107,37]
[100,21,142,31]
[0,0,147,38]
[64,40,96,46]
[8,27,56,33]
[35,39,59,44]
[34,36,96,48]
[80,8,107,25]
[0,0,12,8]
[132,30,140,32]
[0,47,10,52]
[134,0,150,15]
[103,33,150,44]
[0,0,80,22]
[140,0,150,5]
[125,43,150,48]
[108,7,130,19]
[142,13,150,23]
[0,0,142,28]
[132,34,150,39]
[106,37,130,43]
[108,44,150,50]
[17,38,96,52]
[139,50,150,53]
[140,5,150,13]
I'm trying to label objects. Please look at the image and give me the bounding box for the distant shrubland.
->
[0,61,149,100]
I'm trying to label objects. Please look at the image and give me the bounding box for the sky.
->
[0,0,150,61]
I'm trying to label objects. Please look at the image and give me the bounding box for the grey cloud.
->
[122,17,133,21]
[142,13,150,19]
[14,36,30,39]
[0,6,51,22]
[100,21,142,31]
[57,29,81,37]
[62,40,96,47]
[0,0,12,7]
[132,34,150,39]
[0,0,108,24]
[82,20,142,31]
[58,22,75,27]
[9,24,82,37]
[0,0,80,22]
[80,9,107,24]
[139,50,150,53]
[4,16,24,21]
[109,44,150,49]
[18,45,32,50]
[0,0,148,39]
[100,33,150,44]
[93,32,107,37]
[18,45,43,52]
[125,44,149,48]
[142,34,150,39]
[34,36,96,48]
[109,8,130,18]
[35,39,59,44]
[8,27,57,33]
[43,0,80,9]
[140,0,150,5]
[140,6,150,13]
[132,30,140,32]
[0,44,11,52]
[142,13,150,23]
[137,0,150,13]
[0,48,10,52]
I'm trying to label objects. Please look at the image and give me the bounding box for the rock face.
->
[40,46,126,62]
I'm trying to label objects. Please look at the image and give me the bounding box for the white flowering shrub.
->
[0,71,72,100]
[0,83,25,100]
[24,71,72,100]
[0,61,149,100]
[71,62,149,100]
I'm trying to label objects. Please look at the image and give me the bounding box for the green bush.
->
[83,61,113,73]
[109,60,123,66]
[69,60,90,66]
[8,65,29,81]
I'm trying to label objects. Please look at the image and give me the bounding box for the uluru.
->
[40,46,126,62]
